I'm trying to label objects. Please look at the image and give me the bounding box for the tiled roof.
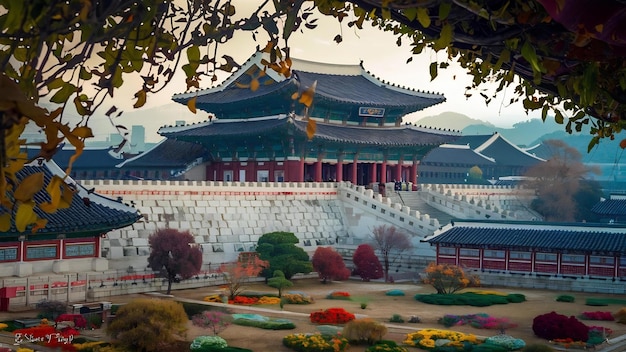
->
[442,133,544,167]
[161,115,459,147]
[424,221,626,254]
[1,160,140,237]
[172,52,445,115]
[25,146,124,169]
[591,199,626,216]
[421,145,495,165]
[117,139,206,168]
[294,70,444,108]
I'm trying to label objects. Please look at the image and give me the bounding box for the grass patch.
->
[414,292,525,306]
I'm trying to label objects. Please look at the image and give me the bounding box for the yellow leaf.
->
[298,81,317,108]
[187,96,197,114]
[40,175,63,213]
[306,119,317,140]
[417,7,431,28]
[31,218,48,233]
[291,92,299,100]
[0,213,10,232]
[59,182,74,209]
[250,78,260,91]
[15,201,37,232]
[13,172,44,202]
[71,126,94,139]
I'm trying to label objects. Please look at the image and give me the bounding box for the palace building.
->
[120,52,461,185]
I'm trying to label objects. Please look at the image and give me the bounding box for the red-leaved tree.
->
[147,228,203,294]
[311,247,350,284]
[219,253,268,300]
[352,244,383,282]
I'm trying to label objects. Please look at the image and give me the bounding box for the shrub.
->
[484,334,526,350]
[408,315,421,323]
[327,291,351,300]
[190,336,228,351]
[614,307,626,323]
[282,293,314,304]
[283,333,349,352]
[555,295,575,302]
[366,340,408,352]
[342,318,388,344]
[233,315,295,330]
[310,308,355,324]
[389,314,404,323]
[414,292,525,306]
[403,329,481,349]
[385,289,405,296]
[532,311,588,342]
[107,298,188,351]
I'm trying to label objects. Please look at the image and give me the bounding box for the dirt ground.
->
[4,278,626,351]
[169,278,626,351]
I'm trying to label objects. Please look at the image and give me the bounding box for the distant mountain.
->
[462,119,566,146]
[413,112,494,131]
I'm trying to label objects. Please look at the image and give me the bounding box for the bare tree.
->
[523,140,600,222]
[370,225,412,282]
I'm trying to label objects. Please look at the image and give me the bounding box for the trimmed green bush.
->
[414,292,525,307]
[389,314,404,323]
[385,289,405,296]
[555,295,575,303]
[233,317,295,330]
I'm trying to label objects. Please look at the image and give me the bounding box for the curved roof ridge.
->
[475,132,546,162]
[116,138,169,168]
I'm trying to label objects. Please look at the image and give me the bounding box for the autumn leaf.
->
[187,96,197,114]
[620,139,626,149]
[298,80,317,108]
[306,118,316,140]
[39,175,63,213]
[0,213,10,232]
[15,201,37,232]
[133,89,147,108]
[13,172,44,202]
[71,126,94,139]
[31,218,48,233]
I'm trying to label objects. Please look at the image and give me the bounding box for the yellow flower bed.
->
[203,294,223,302]
[404,328,482,349]
[257,296,281,305]
[0,323,7,330]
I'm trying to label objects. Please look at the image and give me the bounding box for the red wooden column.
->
[411,160,418,188]
[297,158,305,182]
[336,159,343,181]
[233,161,240,181]
[351,157,358,184]
[370,163,377,184]
[314,159,323,182]
[285,158,305,182]
[380,161,387,183]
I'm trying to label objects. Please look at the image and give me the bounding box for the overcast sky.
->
[81,3,541,142]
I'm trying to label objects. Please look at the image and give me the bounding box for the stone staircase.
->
[386,191,454,227]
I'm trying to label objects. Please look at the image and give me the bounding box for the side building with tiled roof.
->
[419,132,545,184]
[423,219,626,283]
[591,194,626,224]
[0,159,141,277]
[121,52,461,185]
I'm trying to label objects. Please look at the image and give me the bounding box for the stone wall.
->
[82,180,349,271]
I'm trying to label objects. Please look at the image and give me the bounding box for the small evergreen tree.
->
[256,232,313,280]
[267,270,293,297]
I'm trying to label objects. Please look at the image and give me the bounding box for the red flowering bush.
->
[581,311,614,321]
[532,311,588,342]
[228,296,259,305]
[327,291,351,300]
[56,314,88,329]
[310,308,356,324]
